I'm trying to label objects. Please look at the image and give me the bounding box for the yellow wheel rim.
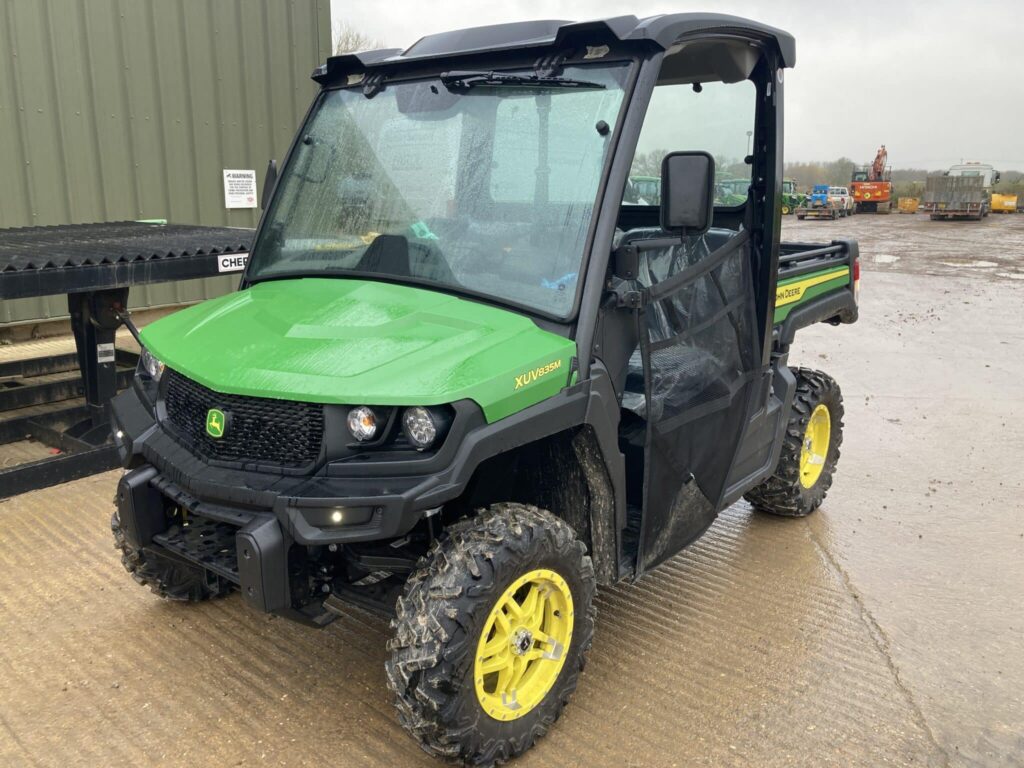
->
[800,404,831,489]
[781,204,791,215]
[474,568,574,721]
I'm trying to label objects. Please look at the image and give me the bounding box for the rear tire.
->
[111,511,231,601]
[744,368,843,517]
[386,504,596,765]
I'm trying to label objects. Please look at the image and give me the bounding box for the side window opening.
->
[622,78,757,219]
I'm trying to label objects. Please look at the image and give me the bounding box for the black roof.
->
[315,13,795,84]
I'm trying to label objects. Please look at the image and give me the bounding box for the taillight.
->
[853,258,861,304]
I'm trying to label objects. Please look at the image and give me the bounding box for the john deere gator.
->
[110,12,860,764]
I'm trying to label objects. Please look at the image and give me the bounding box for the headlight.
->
[402,407,436,450]
[402,406,452,451]
[139,348,164,381]
[347,406,379,442]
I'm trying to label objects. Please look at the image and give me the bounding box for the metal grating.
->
[153,516,241,584]
[0,222,252,274]
[163,369,324,468]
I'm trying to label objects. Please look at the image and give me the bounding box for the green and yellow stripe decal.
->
[774,266,850,323]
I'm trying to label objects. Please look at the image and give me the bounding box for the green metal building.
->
[0,0,332,325]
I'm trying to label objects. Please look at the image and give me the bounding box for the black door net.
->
[625,227,759,572]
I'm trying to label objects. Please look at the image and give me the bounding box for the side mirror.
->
[660,151,715,235]
[261,159,278,210]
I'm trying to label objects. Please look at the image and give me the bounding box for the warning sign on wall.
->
[223,169,258,209]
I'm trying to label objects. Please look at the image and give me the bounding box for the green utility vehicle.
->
[110,13,859,765]
[716,176,750,206]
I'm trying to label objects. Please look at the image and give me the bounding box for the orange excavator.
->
[851,145,894,213]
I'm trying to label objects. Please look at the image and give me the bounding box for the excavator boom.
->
[870,145,888,181]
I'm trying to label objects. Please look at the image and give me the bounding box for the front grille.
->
[164,369,324,468]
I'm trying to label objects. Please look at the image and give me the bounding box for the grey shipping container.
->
[0,0,332,325]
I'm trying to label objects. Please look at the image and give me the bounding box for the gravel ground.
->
[0,213,1021,767]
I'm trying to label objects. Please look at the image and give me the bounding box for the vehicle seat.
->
[357,234,410,277]
[356,233,456,284]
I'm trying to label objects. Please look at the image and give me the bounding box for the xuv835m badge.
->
[514,359,563,390]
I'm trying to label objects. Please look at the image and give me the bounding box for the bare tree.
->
[630,149,667,178]
[333,21,383,54]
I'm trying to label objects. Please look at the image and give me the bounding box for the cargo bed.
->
[773,239,859,345]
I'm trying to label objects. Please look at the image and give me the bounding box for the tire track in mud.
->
[0,472,945,767]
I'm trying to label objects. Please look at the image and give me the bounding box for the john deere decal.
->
[775,267,850,308]
[514,359,563,390]
[206,408,226,439]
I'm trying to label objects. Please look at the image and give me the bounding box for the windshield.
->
[247,63,630,318]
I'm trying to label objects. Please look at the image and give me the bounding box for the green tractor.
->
[109,13,859,765]
[781,177,805,215]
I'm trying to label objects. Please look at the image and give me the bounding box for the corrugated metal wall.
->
[0,0,331,324]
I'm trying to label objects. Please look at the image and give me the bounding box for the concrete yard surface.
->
[1,214,1022,767]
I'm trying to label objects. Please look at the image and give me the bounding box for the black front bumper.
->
[116,464,290,614]
[109,383,465,618]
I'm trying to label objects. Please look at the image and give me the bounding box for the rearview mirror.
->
[660,151,715,235]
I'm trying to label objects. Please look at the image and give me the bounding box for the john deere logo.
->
[205,408,227,439]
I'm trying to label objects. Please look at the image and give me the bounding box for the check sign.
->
[217,252,249,273]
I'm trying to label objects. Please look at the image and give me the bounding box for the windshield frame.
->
[242,55,641,325]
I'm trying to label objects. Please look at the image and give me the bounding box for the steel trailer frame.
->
[0,222,252,498]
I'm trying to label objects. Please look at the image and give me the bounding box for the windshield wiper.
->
[439,70,606,91]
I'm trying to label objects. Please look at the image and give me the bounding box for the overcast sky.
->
[331,1,1024,171]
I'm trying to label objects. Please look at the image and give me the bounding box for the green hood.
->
[139,278,576,422]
